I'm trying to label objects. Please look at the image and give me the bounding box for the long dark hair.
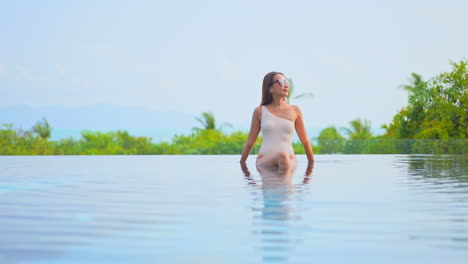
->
[261,71,284,105]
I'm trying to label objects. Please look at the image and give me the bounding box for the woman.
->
[240,71,314,168]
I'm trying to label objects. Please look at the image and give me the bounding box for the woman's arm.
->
[294,106,315,162]
[240,107,262,163]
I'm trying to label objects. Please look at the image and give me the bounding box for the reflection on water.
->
[404,155,468,181]
[0,155,468,263]
[241,162,313,263]
[394,155,468,250]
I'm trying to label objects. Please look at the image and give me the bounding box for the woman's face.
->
[270,74,290,98]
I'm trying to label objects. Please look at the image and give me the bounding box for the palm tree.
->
[193,112,232,132]
[286,77,314,104]
[401,73,423,93]
[343,118,373,139]
[400,73,430,106]
[195,112,216,131]
[32,118,52,140]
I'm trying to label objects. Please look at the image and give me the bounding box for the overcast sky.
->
[1,0,467,132]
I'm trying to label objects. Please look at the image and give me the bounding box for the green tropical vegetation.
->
[194,112,217,131]
[0,122,256,155]
[381,59,467,154]
[193,111,232,132]
[384,60,467,140]
[32,118,52,140]
[1,60,467,155]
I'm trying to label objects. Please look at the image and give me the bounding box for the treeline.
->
[0,124,253,155]
[1,60,467,155]
[316,60,467,154]
[2,119,465,155]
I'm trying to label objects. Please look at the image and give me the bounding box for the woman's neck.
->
[270,96,287,109]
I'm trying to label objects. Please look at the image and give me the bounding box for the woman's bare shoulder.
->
[253,105,263,114]
[251,105,263,120]
[290,105,304,120]
[290,104,302,113]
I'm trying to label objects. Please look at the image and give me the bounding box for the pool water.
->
[0,155,467,263]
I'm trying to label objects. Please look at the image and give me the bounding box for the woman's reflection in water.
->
[241,162,314,263]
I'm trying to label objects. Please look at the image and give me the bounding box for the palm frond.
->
[293,92,314,100]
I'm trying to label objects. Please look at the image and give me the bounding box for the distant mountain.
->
[0,104,200,141]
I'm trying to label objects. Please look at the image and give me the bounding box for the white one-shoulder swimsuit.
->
[258,105,295,156]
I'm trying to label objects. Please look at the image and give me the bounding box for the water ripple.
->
[0,155,467,263]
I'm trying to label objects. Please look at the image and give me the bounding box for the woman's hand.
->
[240,161,251,177]
[303,161,314,184]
